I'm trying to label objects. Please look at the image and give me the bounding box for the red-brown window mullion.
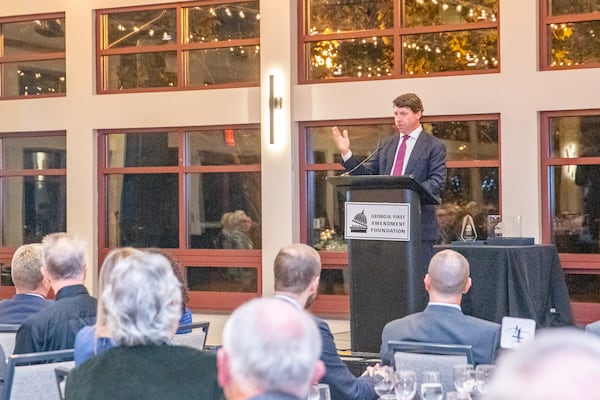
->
[179,129,186,249]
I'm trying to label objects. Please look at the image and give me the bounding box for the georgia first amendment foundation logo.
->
[350,210,368,233]
[344,202,411,241]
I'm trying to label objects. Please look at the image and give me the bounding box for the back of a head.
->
[222,297,322,398]
[486,328,600,400]
[274,243,321,294]
[11,243,45,291]
[102,252,182,346]
[393,93,424,113]
[428,249,469,296]
[42,232,87,280]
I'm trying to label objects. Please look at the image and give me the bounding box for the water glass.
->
[372,365,395,398]
[394,369,417,400]
[474,364,496,395]
[453,364,476,394]
[307,383,331,400]
[446,391,472,400]
[420,371,443,400]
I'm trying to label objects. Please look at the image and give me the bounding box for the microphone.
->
[340,147,381,176]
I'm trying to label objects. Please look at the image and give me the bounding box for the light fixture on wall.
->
[269,74,283,144]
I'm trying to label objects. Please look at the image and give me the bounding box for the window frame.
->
[95,1,260,94]
[298,0,500,83]
[97,125,262,311]
[0,12,66,100]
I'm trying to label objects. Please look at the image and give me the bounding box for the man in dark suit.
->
[0,244,53,325]
[273,244,377,400]
[379,249,501,366]
[332,93,447,270]
[217,298,324,400]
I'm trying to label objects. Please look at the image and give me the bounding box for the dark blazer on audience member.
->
[0,294,53,325]
[379,304,501,366]
[317,317,378,400]
[65,344,224,400]
[342,130,447,241]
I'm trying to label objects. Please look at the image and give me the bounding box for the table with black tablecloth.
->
[434,244,574,327]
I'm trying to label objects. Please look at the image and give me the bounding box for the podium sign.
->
[345,202,411,241]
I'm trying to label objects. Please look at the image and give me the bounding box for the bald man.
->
[379,249,501,366]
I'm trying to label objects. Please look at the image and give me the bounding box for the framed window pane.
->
[106,131,178,167]
[565,274,600,303]
[2,60,66,97]
[549,21,600,67]
[319,268,349,295]
[185,46,260,86]
[550,0,600,15]
[102,52,177,90]
[3,18,65,56]
[306,0,393,34]
[306,170,347,250]
[426,120,499,161]
[187,129,260,166]
[404,0,498,27]
[106,174,179,248]
[2,176,66,247]
[550,165,599,253]
[403,29,498,74]
[103,9,176,49]
[185,2,260,42]
[2,137,66,170]
[187,172,261,249]
[187,266,257,292]
[548,115,600,158]
[306,37,394,80]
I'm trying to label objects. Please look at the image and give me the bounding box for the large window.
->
[99,126,261,310]
[96,1,260,93]
[0,132,66,295]
[300,0,499,82]
[300,115,500,314]
[540,0,600,70]
[0,14,66,98]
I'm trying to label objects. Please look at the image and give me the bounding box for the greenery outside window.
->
[301,0,499,82]
[0,14,66,98]
[96,1,260,93]
[540,0,600,70]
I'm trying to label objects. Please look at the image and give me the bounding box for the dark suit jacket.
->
[316,317,377,400]
[342,130,447,241]
[379,304,501,366]
[0,294,53,325]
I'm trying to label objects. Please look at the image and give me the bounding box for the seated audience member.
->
[218,212,234,248]
[74,247,141,365]
[65,252,223,400]
[146,249,193,333]
[217,297,324,400]
[380,249,501,366]
[221,210,254,249]
[0,244,53,324]
[486,328,600,400]
[585,319,600,336]
[274,243,377,400]
[14,233,97,353]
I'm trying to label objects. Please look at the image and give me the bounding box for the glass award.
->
[460,214,477,241]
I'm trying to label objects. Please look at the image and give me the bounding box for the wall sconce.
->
[269,74,283,144]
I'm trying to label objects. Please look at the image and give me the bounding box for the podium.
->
[327,175,440,352]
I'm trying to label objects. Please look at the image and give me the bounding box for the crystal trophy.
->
[460,214,477,241]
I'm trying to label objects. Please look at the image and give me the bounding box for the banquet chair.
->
[389,340,474,394]
[0,325,20,357]
[172,321,209,351]
[2,349,74,400]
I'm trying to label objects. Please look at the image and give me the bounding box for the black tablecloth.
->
[434,244,574,327]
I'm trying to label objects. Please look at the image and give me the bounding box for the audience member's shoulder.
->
[464,313,501,329]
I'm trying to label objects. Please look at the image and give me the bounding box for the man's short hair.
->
[222,297,321,398]
[274,243,321,294]
[393,93,424,114]
[428,249,469,295]
[11,244,45,291]
[42,232,87,280]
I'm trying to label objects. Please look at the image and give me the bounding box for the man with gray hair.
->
[273,243,377,400]
[0,244,53,324]
[217,297,324,400]
[14,233,97,354]
[379,249,501,366]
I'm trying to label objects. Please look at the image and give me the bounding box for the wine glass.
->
[307,383,331,400]
[394,369,417,400]
[453,364,476,395]
[474,364,496,395]
[420,371,444,400]
[372,365,395,399]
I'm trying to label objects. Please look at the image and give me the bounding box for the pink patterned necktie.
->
[392,134,410,176]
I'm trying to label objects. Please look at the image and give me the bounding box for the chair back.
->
[0,326,19,357]
[172,321,209,351]
[389,341,474,394]
[2,349,74,400]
